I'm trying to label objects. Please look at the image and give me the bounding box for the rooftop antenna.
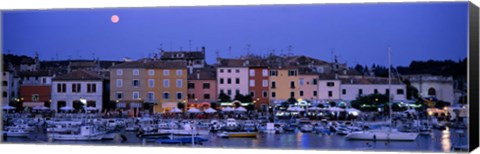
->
[288,45,293,56]
[247,44,251,56]
[228,46,232,57]
[331,48,335,63]
[189,40,192,51]
[158,43,163,51]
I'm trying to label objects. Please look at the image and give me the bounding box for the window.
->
[288,70,297,76]
[271,92,276,98]
[249,70,255,77]
[42,78,46,84]
[116,79,123,87]
[270,70,278,76]
[2,81,7,86]
[235,89,240,95]
[299,91,304,97]
[263,91,268,98]
[327,82,335,87]
[163,70,170,76]
[176,92,183,100]
[148,70,155,76]
[176,79,183,88]
[313,91,318,96]
[220,89,224,94]
[250,91,255,97]
[262,80,268,87]
[163,92,170,100]
[117,69,123,76]
[428,88,436,96]
[290,91,295,98]
[133,69,139,76]
[204,94,210,99]
[32,94,39,101]
[163,79,170,88]
[358,89,363,95]
[116,92,123,99]
[397,89,405,95]
[227,69,231,73]
[249,80,255,87]
[374,89,378,94]
[87,83,96,93]
[188,83,195,89]
[147,92,155,102]
[132,80,140,87]
[235,78,240,84]
[2,91,6,98]
[235,69,240,73]
[328,91,333,97]
[299,79,304,86]
[35,76,39,81]
[227,89,232,95]
[220,69,224,73]
[176,70,182,76]
[203,83,210,89]
[133,92,140,99]
[227,78,232,84]
[342,89,346,95]
[148,79,154,88]
[271,81,276,89]
[72,83,81,93]
[290,81,295,89]
[312,79,318,85]
[262,69,268,76]
[57,83,67,93]
[220,78,225,84]
[386,89,390,95]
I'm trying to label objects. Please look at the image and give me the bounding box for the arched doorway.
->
[428,88,436,97]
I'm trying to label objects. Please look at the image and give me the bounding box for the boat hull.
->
[345,131,418,141]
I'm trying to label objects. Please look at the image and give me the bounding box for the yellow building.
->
[109,59,187,113]
[269,66,299,103]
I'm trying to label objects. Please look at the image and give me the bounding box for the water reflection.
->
[441,127,451,152]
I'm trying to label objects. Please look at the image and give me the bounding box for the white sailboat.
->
[345,48,419,141]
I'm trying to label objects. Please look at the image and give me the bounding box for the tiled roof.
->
[217,58,248,67]
[70,61,96,67]
[188,67,216,80]
[109,58,187,69]
[52,70,105,81]
[339,77,403,85]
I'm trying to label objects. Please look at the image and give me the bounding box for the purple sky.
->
[2,2,468,67]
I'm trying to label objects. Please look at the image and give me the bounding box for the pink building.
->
[187,68,217,108]
[298,71,320,101]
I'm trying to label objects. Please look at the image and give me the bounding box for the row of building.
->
[2,48,457,113]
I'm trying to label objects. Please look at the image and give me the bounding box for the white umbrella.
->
[307,106,322,111]
[235,106,247,112]
[328,107,345,112]
[204,108,217,113]
[294,106,305,112]
[2,105,16,110]
[346,108,361,113]
[222,107,234,112]
[170,107,183,113]
[60,106,74,111]
[33,106,49,110]
[287,107,296,112]
[187,107,201,113]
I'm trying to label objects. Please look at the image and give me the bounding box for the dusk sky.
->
[2,2,468,67]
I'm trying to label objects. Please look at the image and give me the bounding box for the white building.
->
[2,70,19,105]
[339,78,407,102]
[318,79,341,101]
[216,59,250,99]
[405,75,455,103]
[51,70,104,112]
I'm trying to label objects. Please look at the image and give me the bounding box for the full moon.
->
[111,15,119,23]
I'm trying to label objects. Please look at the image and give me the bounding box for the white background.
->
[0,0,479,154]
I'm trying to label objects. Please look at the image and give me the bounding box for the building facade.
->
[248,66,270,110]
[160,47,206,74]
[109,59,187,113]
[51,70,104,111]
[406,75,455,103]
[269,67,299,103]
[298,74,319,101]
[216,59,250,99]
[2,70,19,106]
[187,68,217,108]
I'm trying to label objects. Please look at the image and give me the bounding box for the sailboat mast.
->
[388,47,392,132]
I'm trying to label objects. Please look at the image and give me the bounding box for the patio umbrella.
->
[222,107,234,112]
[307,106,322,111]
[346,108,361,113]
[293,106,305,112]
[85,107,98,111]
[33,106,49,110]
[287,107,296,112]
[328,107,345,112]
[2,105,16,110]
[235,106,247,112]
[170,107,183,113]
[204,108,217,113]
[187,107,201,113]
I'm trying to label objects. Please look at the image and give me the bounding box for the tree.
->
[210,102,218,109]
[218,92,231,102]
[329,101,336,107]
[317,103,324,108]
[287,97,297,105]
[434,100,451,109]
[350,93,389,112]
[354,64,364,75]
